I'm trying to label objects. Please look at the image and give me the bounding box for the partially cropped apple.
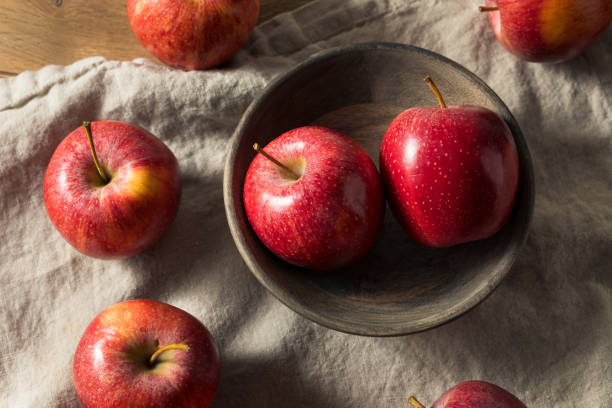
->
[380,77,519,248]
[127,0,260,70]
[480,0,612,63]
[73,299,220,408]
[243,126,385,270]
[409,380,526,408]
[44,121,181,259]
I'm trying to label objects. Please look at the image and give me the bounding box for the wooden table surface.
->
[0,0,314,77]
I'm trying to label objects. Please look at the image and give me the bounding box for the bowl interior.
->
[224,43,534,336]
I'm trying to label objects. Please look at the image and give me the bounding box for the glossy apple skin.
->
[380,106,519,248]
[484,0,612,63]
[243,126,385,270]
[73,299,220,408]
[44,121,181,259]
[127,0,260,70]
[431,381,526,408]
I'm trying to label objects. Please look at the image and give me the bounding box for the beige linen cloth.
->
[1,0,611,406]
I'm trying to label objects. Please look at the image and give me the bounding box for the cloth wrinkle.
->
[0,0,610,406]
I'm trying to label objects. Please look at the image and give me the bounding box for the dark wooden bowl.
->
[224,43,534,336]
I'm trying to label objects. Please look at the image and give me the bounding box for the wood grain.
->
[0,0,314,77]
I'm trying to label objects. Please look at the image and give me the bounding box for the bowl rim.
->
[223,41,535,336]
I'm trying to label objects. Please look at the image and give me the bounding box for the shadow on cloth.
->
[121,171,232,301]
[212,353,347,408]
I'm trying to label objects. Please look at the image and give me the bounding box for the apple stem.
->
[253,143,300,180]
[149,343,190,366]
[409,396,426,408]
[83,121,109,183]
[478,6,499,12]
[424,76,447,109]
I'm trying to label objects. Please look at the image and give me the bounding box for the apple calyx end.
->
[424,76,447,109]
[409,396,426,408]
[83,121,110,184]
[253,142,301,181]
[478,6,499,12]
[148,343,190,366]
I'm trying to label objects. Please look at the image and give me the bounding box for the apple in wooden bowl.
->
[224,43,535,336]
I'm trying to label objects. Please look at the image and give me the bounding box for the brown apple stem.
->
[149,343,190,365]
[253,143,300,180]
[83,121,109,183]
[409,396,426,408]
[478,6,499,12]
[424,76,447,109]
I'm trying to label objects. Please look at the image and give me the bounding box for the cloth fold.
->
[1,0,611,406]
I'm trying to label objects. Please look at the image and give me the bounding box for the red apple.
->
[73,299,220,408]
[480,0,612,63]
[243,126,385,270]
[409,380,526,408]
[127,0,260,70]
[379,77,519,248]
[44,121,181,259]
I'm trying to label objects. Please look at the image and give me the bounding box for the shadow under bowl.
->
[224,42,535,336]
